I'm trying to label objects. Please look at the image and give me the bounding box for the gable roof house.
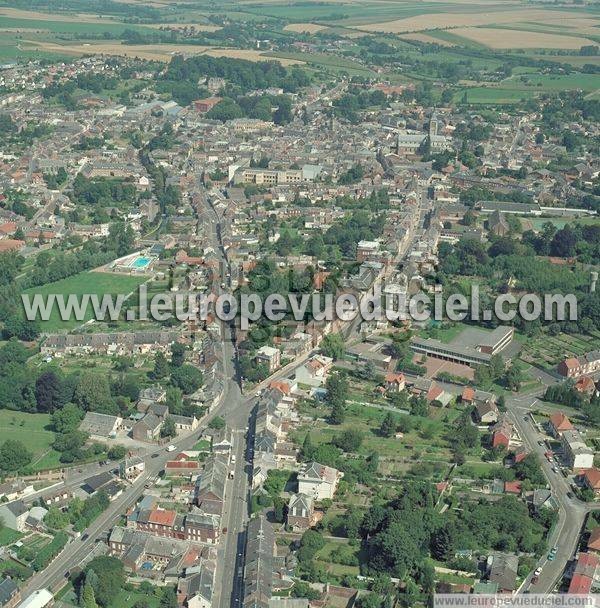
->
[0,500,29,531]
[297,462,342,501]
[79,412,123,438]
[286,493,315,532]
[195,455,228,515]
[475,399,499,425]
[0,577,19,608]
[548,412,574,437]
[132,412,163,442]
[243,515,275,608]
[488,553,518,593]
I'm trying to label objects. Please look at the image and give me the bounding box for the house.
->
[17,590,53,608]
[548,412,574,437]
[588,527,600,552]
[170,414,200,432]
[119,457,145,481]
[488,553,518,593]
[79,412,123,438]
[0,577,20,608]
[183,512,220,544]
[165,460,201,479]
[81,471,116,495]
[132,412,163,442]
[384,372,405,393]
[582,468,600,497]
[209,427,234,453]
[558,351,600,378]
[475,399,499,424]
[487,210,509,237]
[504,481,522,495]
[294,355,333,387]
[0,500,29,531]
[286,493,315,532]
[179,569,214,608]
[0,481,33,502]
[461,387,476,404]
[195,456,228,515]
[568,552,599,594]
[136,508,177,537]
[243,515,274,608]
[491,417,513,449]
[561,429,594,470]
[531,488,555,513]
[255,346,281,372]
[575,376,597,397]
[297,462,342,501]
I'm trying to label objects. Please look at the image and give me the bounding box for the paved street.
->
[506,394,597,593]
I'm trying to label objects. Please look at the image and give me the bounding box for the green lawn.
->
[111,590,162,608]
[0,528,23,546]
[0,410,61,471]
[22,271,147,331]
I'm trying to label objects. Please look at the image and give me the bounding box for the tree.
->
[170,343,186,368]
[320,333,345,360]
[410,396,429,417]
[301,433,315,461]
[208,416,226,430]
[330,400,345,425]
[160,416,176,438]
[0,440,32,472]
[52,403,84,433]
[165,386,184,414]
[159,587,177,608]
[325,372,348,407]
[107,445,127,460]
[84,556,125,608]
[170,364,203,394]
[74,373,114,414]
[332,429,364,452]
[2,314,40,341]
[504,365,524,391]
[380,412,397,438]
[80,582,99,608]
[35,370,64,412]
[44,506,69,530]
[357,593,383,608]
[152,352,169,380]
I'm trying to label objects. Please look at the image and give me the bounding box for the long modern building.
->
[410,326,514,367]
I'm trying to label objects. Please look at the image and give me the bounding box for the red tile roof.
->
[461,387,475,402]
[504,481,522,494]
[166,460,200,469]
[588,527,600,552]
[549,412,574,432]
[568,573,592,594]
[148,509,177,526]
[584,468,600,490]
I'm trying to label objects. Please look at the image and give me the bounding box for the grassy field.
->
[455,87,534,104]
[266,50,375,76]
[0,410,61,471]
[520,216,600,231]
[22,271,146,331]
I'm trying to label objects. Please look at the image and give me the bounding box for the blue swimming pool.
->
[131,256,151,269]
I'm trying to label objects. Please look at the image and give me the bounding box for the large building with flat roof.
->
[410,326,514,367]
